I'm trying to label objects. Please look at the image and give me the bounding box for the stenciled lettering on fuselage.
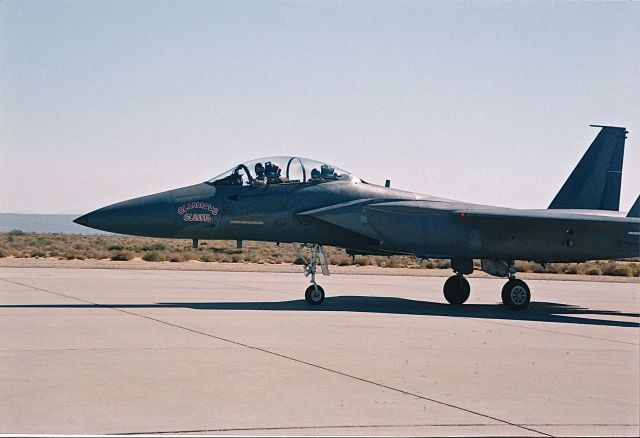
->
[177,202,219,223]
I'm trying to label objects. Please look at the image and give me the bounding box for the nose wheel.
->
[305,284,325,305]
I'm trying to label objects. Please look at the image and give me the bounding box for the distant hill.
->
[0,213,108,234]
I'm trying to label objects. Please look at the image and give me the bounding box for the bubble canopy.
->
[206,157,358,187]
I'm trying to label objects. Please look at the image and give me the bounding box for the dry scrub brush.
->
[0,232,637,277]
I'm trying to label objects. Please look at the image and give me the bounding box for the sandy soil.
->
[0,256,638,283]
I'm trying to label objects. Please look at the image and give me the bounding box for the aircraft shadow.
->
[168,297,640,328]
[3,296,638,328]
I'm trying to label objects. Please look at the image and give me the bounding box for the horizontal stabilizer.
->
[549,126,627,211]
[628,196,640,218]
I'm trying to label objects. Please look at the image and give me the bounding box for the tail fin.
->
[627,196,640,218]
[549,125,627,211]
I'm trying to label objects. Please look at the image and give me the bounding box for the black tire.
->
[305,284,325,306]
[443,275,471,305]
[501,279,531,310]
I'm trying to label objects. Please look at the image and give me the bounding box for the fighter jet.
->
[75,125,639,310]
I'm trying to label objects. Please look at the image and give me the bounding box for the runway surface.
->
[0,267,638,436]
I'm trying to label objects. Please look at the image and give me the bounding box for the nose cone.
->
[73,214,89,226]
[74,192,176,237]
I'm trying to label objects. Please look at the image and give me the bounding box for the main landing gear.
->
[443,259,532,310]
[501,278,531,310]
[443,274,470,305]
[294,244,329,305]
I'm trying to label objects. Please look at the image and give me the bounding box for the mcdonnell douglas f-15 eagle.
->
[75,125,640,310]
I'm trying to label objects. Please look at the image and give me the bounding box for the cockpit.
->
[206,157,360,187]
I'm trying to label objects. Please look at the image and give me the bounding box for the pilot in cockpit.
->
[254,162,267,185]
[264,161,282,184]
[310,168,322,181]
[320,164,337,180]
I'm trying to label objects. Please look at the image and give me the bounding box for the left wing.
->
[363,201,640,262]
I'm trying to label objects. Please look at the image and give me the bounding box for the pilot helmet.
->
[320,164,335,177]
[265,161,279,177]
[255,162,264,174]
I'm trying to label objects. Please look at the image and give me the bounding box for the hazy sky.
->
[1,0,638,214]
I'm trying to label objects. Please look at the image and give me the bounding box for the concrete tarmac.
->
[0,267,638,436]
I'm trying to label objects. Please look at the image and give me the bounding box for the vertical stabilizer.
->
[549,125,627,211]
[627,196,640,218]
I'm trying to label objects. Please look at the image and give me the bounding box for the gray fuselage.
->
[76,177,639,263]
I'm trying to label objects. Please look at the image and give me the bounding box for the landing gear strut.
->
[294,244,329,305]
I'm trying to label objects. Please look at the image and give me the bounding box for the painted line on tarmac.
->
[114,423,530,435]
[112,423,640,436]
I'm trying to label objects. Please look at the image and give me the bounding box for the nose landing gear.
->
[294,244,329,305]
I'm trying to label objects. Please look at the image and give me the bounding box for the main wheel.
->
[501,279,531,310]
[305,284,325,306]
[443,275,471,305]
